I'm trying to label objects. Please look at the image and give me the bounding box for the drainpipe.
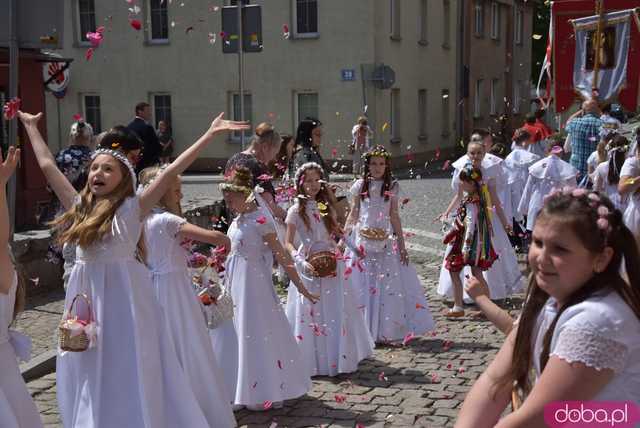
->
[455,0,465,147]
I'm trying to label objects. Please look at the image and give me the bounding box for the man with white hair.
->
[565,98,602,180]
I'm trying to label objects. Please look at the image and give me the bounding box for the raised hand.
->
[0,146,20,185]
[17,111,43,128]
[206,112,251,136]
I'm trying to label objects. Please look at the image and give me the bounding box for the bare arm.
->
[263,232,319,303]
[17,112,77,210]
[465,275,515,334]
[618,174,640,196]
[0,147,19,294]
[261,191,286,221]
[456,330,516,428]
[438,188,462,221]
[487,179,511,233]
[495,357,614,428]
[344,194,361,234]
[140,113,249,217]
[177,222,230,250]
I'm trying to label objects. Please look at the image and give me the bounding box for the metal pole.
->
[7,0,19,237]
[592,0,604,95]
[237,1,245,149]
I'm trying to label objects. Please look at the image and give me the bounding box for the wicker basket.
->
[199,284,234,330]
[58,294,93,353]
[306,241,337,278]
[359,227,388,241]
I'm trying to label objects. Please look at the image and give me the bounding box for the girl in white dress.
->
[517,144,579,232]
[18,110,248,428]
[618,137,640,248]
[343,148,434,342]
[0,146,43,428]
[220,167,318,411]
[458,189,640,427]
[284,162,373,374]
[504,129,540,227]
[138,166,236,428]
[592,135,629,212]
[437,141,522,316]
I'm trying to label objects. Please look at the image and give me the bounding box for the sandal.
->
[444,308,465,318]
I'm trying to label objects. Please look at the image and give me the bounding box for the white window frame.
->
[76,0,96,46]
[390,89,400,142]
[293,0,319,39]
[390,0,401,40]
[474,1,484,37]
[151,93,172,128]
[490,79,498,116]
[474,79,483,118]
[82,93,102,134]
[515,7,523,45]
[294,91,319,125]
[230,92,252,142]
[441,89,450,137]
[442,0,451,48]
[418,89,427,140]
[418,0,428,45]
[490,1,500,40]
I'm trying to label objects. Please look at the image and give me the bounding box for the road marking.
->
[404,227,442,242]
[406,242,444,257]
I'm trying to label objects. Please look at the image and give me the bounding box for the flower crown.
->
[461,162,482,183]
[139,163,170,192]
[294,162,325,189]
[91,148,137,190]
[363,145,391,160]
[544,187,615,234]
[605,142,628,154]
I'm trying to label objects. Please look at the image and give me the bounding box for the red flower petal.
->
[129,19,142,31]
[256,215,267,224]
[85,48,94,61]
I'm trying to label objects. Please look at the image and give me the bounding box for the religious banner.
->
[572,9,636,102]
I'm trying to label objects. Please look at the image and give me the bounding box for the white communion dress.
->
[220,207,312,405]
[144,209,235,428]
[503,146,540,223]
[57,196,211,428]
[346,180,435,342]
[0,273,43,428]
[285,200,374,376]
[620,156,640,242]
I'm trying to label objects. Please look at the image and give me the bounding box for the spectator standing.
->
[350,116,373,176]
[128,102,161,172]
[565,98,603,180]
[157,120,174,163]
[521,113,545,157]
[293,118,327,174]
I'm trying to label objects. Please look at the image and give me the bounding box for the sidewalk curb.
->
[20,349,56,382]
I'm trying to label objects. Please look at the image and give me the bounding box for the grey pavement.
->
[21,176,522,427]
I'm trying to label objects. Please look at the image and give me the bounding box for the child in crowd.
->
[0,146,44,428]
[219,167,318,411]
[457,190,640,426]
[344,146,434,342]
[437,140,522,317]
[19,110,248,427]
[284,162,373,374]
[139,165,235,428]
[593,135,629,211]
[619,133,640,249]
[518,142,578,232]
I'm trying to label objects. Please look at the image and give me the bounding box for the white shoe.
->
[232,404,245,411]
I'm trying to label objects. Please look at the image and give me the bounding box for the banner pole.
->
[592,0,605,97]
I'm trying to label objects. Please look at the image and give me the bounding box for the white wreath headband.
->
[91,148,137,191]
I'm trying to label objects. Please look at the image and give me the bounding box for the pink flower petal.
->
[129,19,142,31]
[402,332,415,346]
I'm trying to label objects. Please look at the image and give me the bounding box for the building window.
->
[77,0,96,43]
[152,94,172,128]
[390,89,400,142]
[295,0,318,37]
[231,93,252,140]
[441,89,450,136]
[296,92,319,124]
[83,95,101,133]
[418,89,427,139]
[442,0,451,48]
[149,0,169,41]
[474,1,484,37]
[515,8,523,45]
[474,79,483,118]
[490,79,498,115]
[490,1,500,40]
[418,0,428,44]
[390,0,401,40]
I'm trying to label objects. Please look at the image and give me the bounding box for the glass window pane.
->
[297,93,318,124]
[84,95,101,134]
[78,0,96,41]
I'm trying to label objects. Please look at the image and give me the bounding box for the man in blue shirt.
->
[566,98,602,180]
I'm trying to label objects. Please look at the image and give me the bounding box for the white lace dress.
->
[0,273,43,428]
[285,200,373,375]
[593,161,628,212]
[438,156,524,301]
[503,147,540,223]
[621,156,640,242]
[144,210,235,428]
[346,180,435,342]
[220,207,311,405]
[532,291,640,402]
[517,155,579,231]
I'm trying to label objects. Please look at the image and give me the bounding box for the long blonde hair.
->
[138,165,182,217]
[50,156,147,263]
